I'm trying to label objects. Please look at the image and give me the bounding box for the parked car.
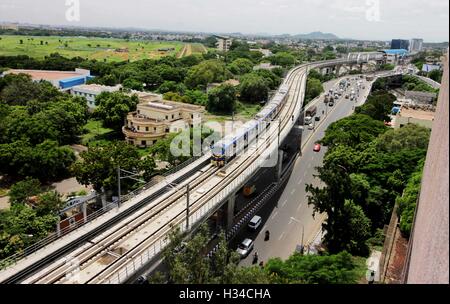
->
[308,123,314,130]
[313,143,321,152]
[236,238,254,258]
[248,215,262,230]
[315,116,321,122]
[329,102,334,107]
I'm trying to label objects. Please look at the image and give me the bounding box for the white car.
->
[248,215,262,230]
[236,238,254,258]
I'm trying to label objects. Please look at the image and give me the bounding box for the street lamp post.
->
[290,217,305,254]
[186,184,190,231]
[117,167,146,208]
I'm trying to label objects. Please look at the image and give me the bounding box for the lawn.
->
[235,101,262,120]
[0,35,192,62]
[81,119,116,146]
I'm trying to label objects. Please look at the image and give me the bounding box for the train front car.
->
[211,140,226,167]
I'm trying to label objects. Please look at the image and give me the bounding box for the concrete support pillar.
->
[101,189,107,209]
[56,221,61,237]
[276,150,284,182]
[226,194,236,230]
[82,202,88,224]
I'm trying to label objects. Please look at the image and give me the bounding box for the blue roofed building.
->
[382,49,409,63]
[2,68,93,91]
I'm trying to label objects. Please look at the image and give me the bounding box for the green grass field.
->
[0,35,205,62]
[81,119,116,146]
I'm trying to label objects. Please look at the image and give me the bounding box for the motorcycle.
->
[264,230,270,241]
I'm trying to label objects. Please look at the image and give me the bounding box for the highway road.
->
[240,75,373,265]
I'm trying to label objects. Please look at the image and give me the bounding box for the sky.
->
[0,0,448,42]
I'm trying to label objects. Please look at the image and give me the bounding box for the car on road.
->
[237,238,254,258]
[313,143,321,152]
[328,101,334,107]
[315,116,321,122]
[248,215,262,230]
[308,123,314,130]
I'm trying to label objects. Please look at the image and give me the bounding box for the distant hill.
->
[293,31,340,40]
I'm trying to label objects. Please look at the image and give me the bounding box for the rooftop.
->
[138,99,204,112]
[383,49,409,56]
[72,84,122,93]
[4,68,90,81]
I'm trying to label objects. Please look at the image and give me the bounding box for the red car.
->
[313,143,321,152]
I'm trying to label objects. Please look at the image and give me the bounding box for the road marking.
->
[297,203,303,212]
[278,232,285,240]
[297,178,303,185]
[290,189,296,195]
[281,200,287,207]
[271,211,278,220]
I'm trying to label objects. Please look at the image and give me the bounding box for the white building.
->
[215,35,232,52]
[253,63,281,71]
[70,84,122,110]
[250,48,273,58]
[410,38,423,53]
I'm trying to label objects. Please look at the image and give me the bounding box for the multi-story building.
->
[70,84,122,110]
[215,35,233,52]
[123,95,204,147]
[391,39,410,50]
[2,68,93,90]
[410,38,423,53]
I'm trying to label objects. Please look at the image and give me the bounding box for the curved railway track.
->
[1,58,357,284]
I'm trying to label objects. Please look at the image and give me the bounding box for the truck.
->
[304,106,317,125]
[305,106,317,118]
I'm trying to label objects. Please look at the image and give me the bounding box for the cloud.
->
[0,0,447,41]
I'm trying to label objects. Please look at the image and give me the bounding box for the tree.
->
[355,91,396,122]
[158,81,179,94]
[0,74,41,106]
[428,69,443,83]
[206,84,237,114]
[268,52,295,67]
[376,123,430,153]
[71,141,152,192]
[228,58,254,75]
[397,162,424,237]
[122,78,143,91]
[34,191,64,217]
[158,224,270,284]
[8,178,42,205]
[266,251,360,284]
[239,73,269,103]
[184,90,208,106]
[254,69,281,90]
[94,92,139,132]
[0,140,75,181]
[185,60,232,89]
[321,114,387,149]
[305,77,323,104]
[0,204,58,259]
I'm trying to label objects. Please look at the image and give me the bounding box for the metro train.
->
[211,84,290,167]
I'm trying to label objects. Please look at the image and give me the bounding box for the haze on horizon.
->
[0,0,448,42]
